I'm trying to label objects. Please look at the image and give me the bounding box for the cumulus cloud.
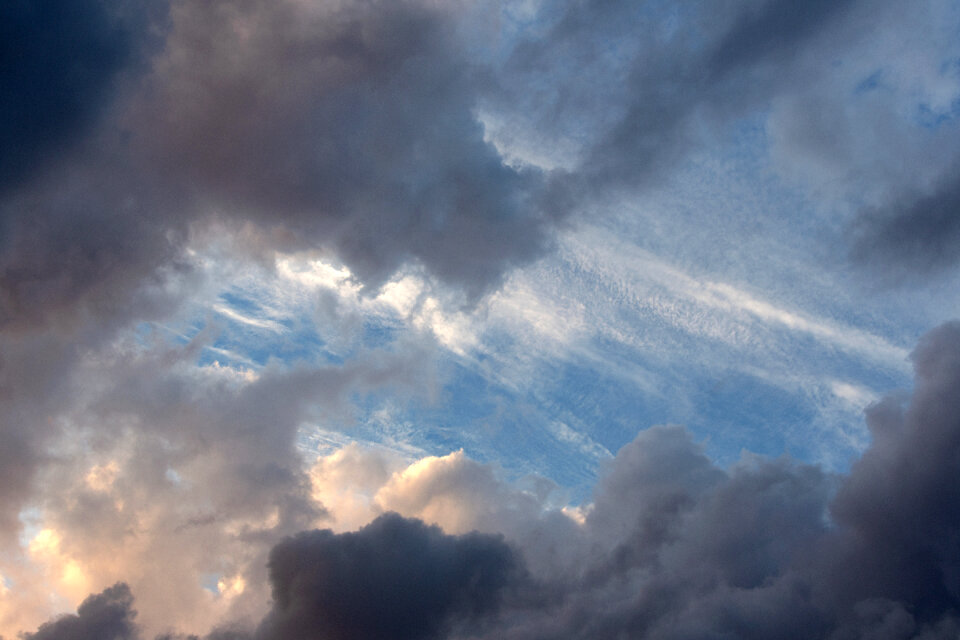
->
[22,583,138,640]
[21,321,960,639]
[257,513,521,640]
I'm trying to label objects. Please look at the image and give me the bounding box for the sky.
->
[2,0,960,638]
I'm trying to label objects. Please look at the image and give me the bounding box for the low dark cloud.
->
[521,321,960,639]
[21,514,521,640]
[257,513,521,640]
[0,0,134,192]
[821,321,960,627]
[23,583,138,640]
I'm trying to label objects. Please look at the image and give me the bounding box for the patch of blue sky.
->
[460,228,909,482]
[200,573,221,596]
[360,318,402,350]
[539,325,870,470]
[16,507,43,549]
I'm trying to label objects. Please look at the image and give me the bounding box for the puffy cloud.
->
[818,321,960,629]
[22,583,138,640]
[256,513,522,640]
[134,0,553,299]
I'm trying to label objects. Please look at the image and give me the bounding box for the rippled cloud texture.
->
[2,0,960,638]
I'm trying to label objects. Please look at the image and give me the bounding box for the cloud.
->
[491,0,960,288]
[0,323,442,636]
[852,172,960,279]
[129,0,555,300]
[22,583,138,640]
[706,0,858,75]
[18,321,960,639]
[525,322,960,639]
[256,513,522,640]
[821,321,960,625]
[0,0,143,192]
[490,0,878,194]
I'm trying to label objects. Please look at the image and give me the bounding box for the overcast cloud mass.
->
[2,0,960,638]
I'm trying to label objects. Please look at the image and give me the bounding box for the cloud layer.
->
[17,321,960,640]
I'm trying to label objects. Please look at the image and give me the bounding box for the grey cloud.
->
[7,0,960,636]
[707,0,859,75]
[256,513,522,640]
[129,0,553,300]
[0,167,190,332]
[851,173,960,279]
[23,515,522,640]
[0,0,138,193]
[817,321,960,627]
[1,0,548,334]
[0,0,559,341]
[493,0,878,193]
[23,583,138,640]
[8,323,440,634]
[539,323,960,639]
[495,0,960,285]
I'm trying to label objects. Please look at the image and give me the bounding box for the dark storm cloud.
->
[0,0,555,345]
[257,513,521,640]
[0,0,953,337]
[6,0,960,636]
[819,321,960,627]
[0,0,134,192]
[130,0,554,299]
[22,583,138,640]
[508,428,836,640]
[520,321,960,639]
[851,173,960,279]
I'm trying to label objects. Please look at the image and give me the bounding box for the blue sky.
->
[3,1,960,638]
